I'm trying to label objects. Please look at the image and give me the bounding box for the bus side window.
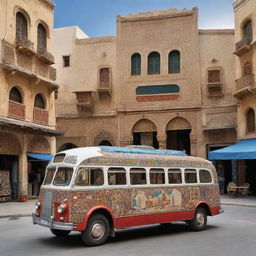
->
[168,169,182,184]
[185,169,197,183]
[130,168,146,185]
[150,168,165,184]
[108,168,126,185]
[75,168,104,186]
[199,169,212,183]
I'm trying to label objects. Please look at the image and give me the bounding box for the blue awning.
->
[208,139,256,160]
[27,153,53,161]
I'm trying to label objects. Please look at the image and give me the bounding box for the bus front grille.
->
[41,191,53,221]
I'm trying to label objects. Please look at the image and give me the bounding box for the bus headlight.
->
[57,203,67,214]
[35,201,41,211]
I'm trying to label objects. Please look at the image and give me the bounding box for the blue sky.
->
[53,0,234,37]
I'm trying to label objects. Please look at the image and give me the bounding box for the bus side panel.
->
[114,210,194,229]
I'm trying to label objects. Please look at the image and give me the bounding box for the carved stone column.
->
[157,135,167,149]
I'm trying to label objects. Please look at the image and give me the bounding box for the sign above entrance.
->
[136,84,180,102]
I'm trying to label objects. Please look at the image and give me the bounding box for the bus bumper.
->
[219,208,224,214]
[32,213,74,231]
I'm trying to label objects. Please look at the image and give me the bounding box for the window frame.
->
[199,169,213,184]
[184,169,198,184]
[131,53,141,76]
[168,168,183,185]
[147,51,160,75]
[129,167,147,186]
[168,50,181,74]
[74,167,104,187]
[149,168,165,185]
[63,55,70,67]
[9,87,23,104]
[107,167,127,186]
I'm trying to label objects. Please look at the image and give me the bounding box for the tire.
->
[81,214,110,246]
[50,229,71,237]
[188,207,207,231]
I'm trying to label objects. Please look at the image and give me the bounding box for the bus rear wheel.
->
[81,214,110,246]
[188,207,207,231]
[50,229,71,237]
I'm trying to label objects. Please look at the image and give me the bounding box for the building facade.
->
[233,0,256,193]
[0,0,61,201]
[54,7,237,182]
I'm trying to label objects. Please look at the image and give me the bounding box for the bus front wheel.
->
[188,207,207,231]
[81,214,110,246]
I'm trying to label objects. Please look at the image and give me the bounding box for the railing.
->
[37,46,54,64]
[16,33,35,55]
[235,74,255,91]
[235,37,252,51]
[8,100,25,119]
[33,107,49,124]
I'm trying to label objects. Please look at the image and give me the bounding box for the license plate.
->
[40,219,48,225]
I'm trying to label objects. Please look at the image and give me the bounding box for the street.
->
[0,205,255,256]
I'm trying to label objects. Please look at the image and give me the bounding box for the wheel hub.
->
[91,222,105,239]
[196,212,205,226]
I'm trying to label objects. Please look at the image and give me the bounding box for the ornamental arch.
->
[58,143,78,152]
[132,119,159,148]
[94,131,115,146]
[27,136,50,154]
[166,117,192,154]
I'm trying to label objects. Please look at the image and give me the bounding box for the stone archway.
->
[27,136,50,154]
[132,119,159,148]
[94,131,115,146]
[166,117,192,154]
[58,143,78,152]
[0,132,22,155]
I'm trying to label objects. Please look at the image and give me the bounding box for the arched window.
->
[34,94,45,109]
[148,52,160,74]
[37,23,47,51]
[243,62,252,76]
[16,12,28,38]
[243,20,252,43]
[246,108,255,133]
[9,87,22,103]
[169,50,180,73]
[131,53,141,75]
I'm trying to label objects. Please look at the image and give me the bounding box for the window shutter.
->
[208,70,221,83]
[169,51,180,73]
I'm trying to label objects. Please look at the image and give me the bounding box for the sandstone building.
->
[0,0,60,201]
[233,0,256,193]
[54,7,237,193]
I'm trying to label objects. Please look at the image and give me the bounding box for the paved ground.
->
[0,195,256,218]
[0,204,255,256]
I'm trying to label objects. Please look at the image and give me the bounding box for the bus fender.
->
[195,201,212,216]
[75,205,114,232]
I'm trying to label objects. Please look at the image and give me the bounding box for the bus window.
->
[53,167,73,186]
[43,167,56,185]
[75,168,104,186]
[185,169,197,184]
[150,168,165,184]
[130,168,146,185]
[108,168,126,185]
[199,169,212,183]
[168,169,182,184]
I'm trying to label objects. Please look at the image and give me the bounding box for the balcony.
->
[234,74,256,98]
[207,82,223,98]
[16,33,35,57]
[73,91,95,114]
[36,46,55,65]
[33,107,49,125]
[234,38,253,56]
[98,81,112,96]
[8,101,25,120]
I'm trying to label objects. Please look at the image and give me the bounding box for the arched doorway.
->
[98,140,112,146]
[166,117,191,154]
[132,119,159,149]
[58,143,77,152]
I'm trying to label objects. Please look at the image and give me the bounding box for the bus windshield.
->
[43,167,56,185]
[53,167,73,186]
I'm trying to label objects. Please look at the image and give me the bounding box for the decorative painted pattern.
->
[39,184,220,225]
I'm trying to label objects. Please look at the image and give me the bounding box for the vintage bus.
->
[32,146,223,246]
